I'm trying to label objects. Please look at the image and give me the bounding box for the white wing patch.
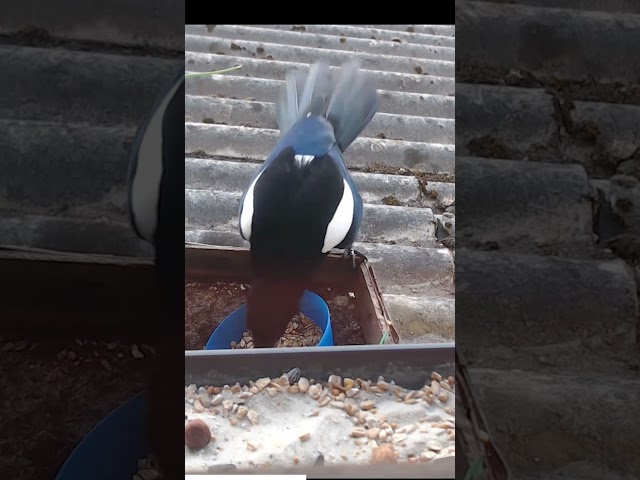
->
[239,170,265,241]
[294,154,315,168]
[129,76,183,242]
[322,179,355,253]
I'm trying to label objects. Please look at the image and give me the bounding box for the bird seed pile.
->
[231,313,324,349]
[185,369,455,471]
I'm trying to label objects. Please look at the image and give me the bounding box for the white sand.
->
[185,374,455,472]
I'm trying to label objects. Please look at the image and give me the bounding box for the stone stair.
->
[0,26,184,257]
[185,24,456,343]
[457,2,640,479]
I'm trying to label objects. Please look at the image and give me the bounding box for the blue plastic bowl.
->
[206,290,333,349]
[56,392,149,480]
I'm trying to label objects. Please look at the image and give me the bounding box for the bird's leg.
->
[343,246,356,268]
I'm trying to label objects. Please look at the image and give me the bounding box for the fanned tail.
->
[276,60,379,151]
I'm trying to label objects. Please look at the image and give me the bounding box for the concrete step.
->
[456,1,640,84]
[457,156,594,256]
[0,0,183,49]
[456,83,558,162]
[185,237,454,298]
[383,294,454,343]
[0,45,182,126]
[0,119,134,213]
[469,368,640,477]
[466,0,640,15]
[185,157,454,211]
[185,25,455,62]
[184,123,455,174]
[185,74,455,119]
[185,95,455,144]
[353,25,455,37]
[185,52,454,96]
[240,24,455,47]
[456,249,638,348]
[560,101,640,178]
[185,35,455,78]
[457,83,640,177]
[184,189,436,247]
[0,214,151,258]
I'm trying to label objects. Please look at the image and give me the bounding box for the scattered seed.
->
[368,428,380,439]
[392,433,408,443]
[255,377,270,389]
[247,442,258,451]
[211,394,223,406]
[319,397,331,407]
[360,400,376,410]
[431,372,442,382]
[351,428,367,438]
[266,387,279,397]
[431,380,441,395]
[222,400,234,410]
[237,406,248,419]
[345,387,360,398]
[297,377,310,393]
[427,440,442,452]
[247,409,259,425]
[308,384,322,399]
[438,392,449,403]
[299,432,311,442]
[331,401,345,409]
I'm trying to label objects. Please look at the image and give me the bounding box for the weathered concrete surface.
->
[185,75,455,119]
[186,25,455,61]
[0,45,182,126]
[383,294,454,342]
[0,120,135,211]
[185,35,455,78]
[243,24,456,47]
[184,189,436,246]
[456,84,559,162]
[562,101,640,177]
[185,51,454,95]
[0,0,184,49]
[185,96,455,144]
[457,157,594,256]
[185,157,454,211]
[470,368,640,477]
[185,123,455,173]
[609,175,640,235]
[456,249,638,348]
[466,0,640,15]
[0,215,151,257]
[457,1,640,84]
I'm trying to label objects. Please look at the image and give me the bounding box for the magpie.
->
[238,61,379,348]
[127,66,184,480]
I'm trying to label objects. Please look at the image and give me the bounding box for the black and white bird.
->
[238,60,379,347]
[127,66,184,480]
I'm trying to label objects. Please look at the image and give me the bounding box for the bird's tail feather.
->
[276,60,379,151]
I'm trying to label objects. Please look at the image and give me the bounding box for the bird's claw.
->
[342,247,356,268]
